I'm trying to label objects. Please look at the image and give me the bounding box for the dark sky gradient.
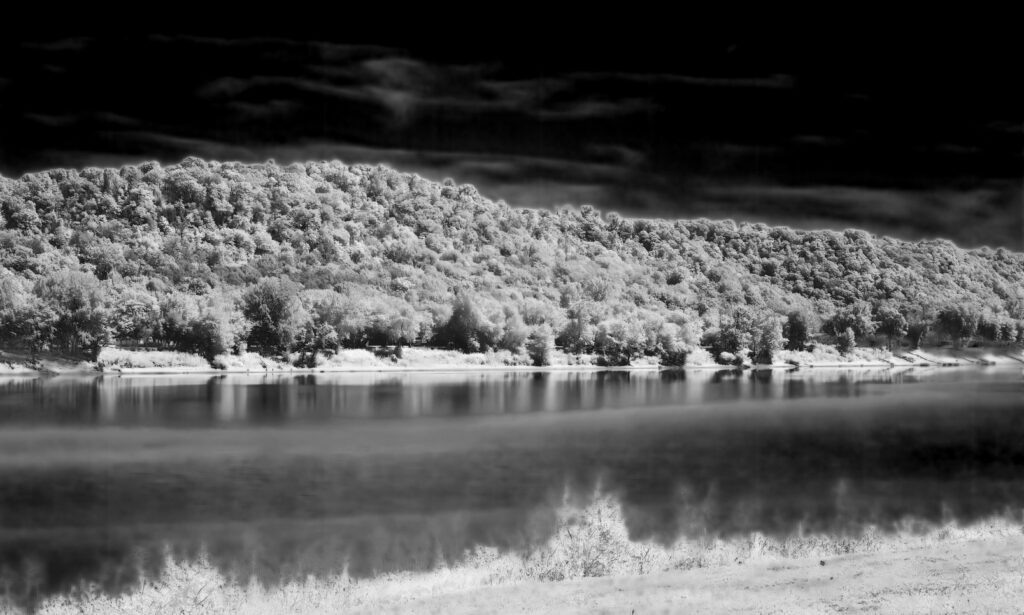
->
[0,32,1020,248]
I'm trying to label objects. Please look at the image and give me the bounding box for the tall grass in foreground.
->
[10,492,1023,615]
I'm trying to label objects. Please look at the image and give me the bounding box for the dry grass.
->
[96,348,210,370]
[777,343,893,365]
[683,347,715,366]
[17,491,1024,615]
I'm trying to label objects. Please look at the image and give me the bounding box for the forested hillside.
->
[1,158,1022,366]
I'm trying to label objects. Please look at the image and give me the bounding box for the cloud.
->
[195,57,660,126]
[535,97,658,120]
[583,144,647,167]
[149,35,394,58]
[225,99,300,120]
[21,37,92,52]
[93,112,142,127]
[987,120,1022,135]
[790,134,847,147]
[24,113,77,127]
[570,71,796,89]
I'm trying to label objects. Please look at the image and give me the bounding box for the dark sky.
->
[0,32,1021,249]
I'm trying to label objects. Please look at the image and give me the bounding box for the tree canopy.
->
[0,158,1021,364]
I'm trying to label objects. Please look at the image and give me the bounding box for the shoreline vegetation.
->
[0,158,1023,380]
[9,491,1024,614]
[0,344,1021,377]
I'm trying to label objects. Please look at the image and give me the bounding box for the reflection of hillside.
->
[3,368,1012,426]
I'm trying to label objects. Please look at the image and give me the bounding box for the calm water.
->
[0,367,1022,601]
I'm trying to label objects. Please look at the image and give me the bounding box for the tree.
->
[837,327,856,355]
[294,321,339,367]
[32,270,109,358]
[703,326,748,363]
[0,272,29,343]
[3,158,1024,369]
[824,301,876,340]
[783,310,810,351]
[6,297,56,357]
[242,277,307,354]
[906,322,929,349]
[189,295,250,360]
[702,307,781,365]
[525,324,554,367]
[558,301,597,354]
[110,289,160,345]
[594,317,646,366]
[875,305,908,350]
[978,314,1017,345]
[499,306,529,353]
[935,305,980,349]
[750,316,784,365]
[433,293,499,352]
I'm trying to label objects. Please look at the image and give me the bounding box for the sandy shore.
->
[371,535,1024,615]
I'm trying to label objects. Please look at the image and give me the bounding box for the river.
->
[0,367,1021,601]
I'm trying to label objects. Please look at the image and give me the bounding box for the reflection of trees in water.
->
[0,369,1006,426]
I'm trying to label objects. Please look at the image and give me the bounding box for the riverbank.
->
[380,533,1024,614]
[0,349,96,375]
[13,493,1024,615]
[1,345,1022,377]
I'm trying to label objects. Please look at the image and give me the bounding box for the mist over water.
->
[0,368,1022,601]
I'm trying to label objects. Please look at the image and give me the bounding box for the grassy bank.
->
[10,492,1023,614]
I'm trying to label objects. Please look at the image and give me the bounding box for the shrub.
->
[685,347,714,366]
[875,305,908,350]
[596,353,631,367]
[660,349,688,367]
[432,294,500,352]
[837,327,856,355]
[242,276,307,353]
[594,318,645,366]
[906,322,929,349]
[783,311,810,351]
[526,325,554,367]
[935,305,980,349]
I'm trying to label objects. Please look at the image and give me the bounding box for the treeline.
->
[0,158,1022,367]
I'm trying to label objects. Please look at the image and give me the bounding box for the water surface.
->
[0,367,1022,601]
